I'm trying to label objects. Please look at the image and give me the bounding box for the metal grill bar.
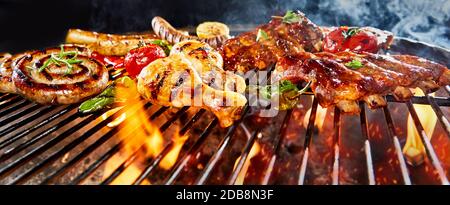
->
[0,105,78,150]
[405,101,449,185]
[99,106,190,185]
[194,104,250,185]
[298,98,319,185]
[0,93,13,101]
[359,102,376,185]
[0,96,22,110]
[0,105,55,138]
[426,94,450,137]
[331,108,341,185]
[0,104,42,127]
[382,105,412,185]
[39,103,152,185]
[378,95,449,106]
[0,65,448,185]
[67,105,178,185]
[179,109,206,135]
[301,93,450,106]
[161,118,218,185]
[227,131,260,185]
[99,137,145,185]
[0,99,30,117]
[125,109,207,185]
[261,109,293,185]
[7,103,148,184]
[0,112,101,175]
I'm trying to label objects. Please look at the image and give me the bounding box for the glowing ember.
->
[403,88,437,166]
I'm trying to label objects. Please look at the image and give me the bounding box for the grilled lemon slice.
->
[196,22,230,39]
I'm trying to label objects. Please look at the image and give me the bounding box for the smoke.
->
[90,0,450,49]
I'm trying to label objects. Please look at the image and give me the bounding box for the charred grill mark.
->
[11,44,108,104]
[151,66,172,100]
[179,42,192,51]
[42,70,53,81]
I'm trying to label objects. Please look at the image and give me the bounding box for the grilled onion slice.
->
[12,45,109,104]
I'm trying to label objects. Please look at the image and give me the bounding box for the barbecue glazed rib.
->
[274,51,450,113]
[137,54,247,127]
[220,11,323,73]
[12,44,109,104]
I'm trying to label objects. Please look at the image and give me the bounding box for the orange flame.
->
[101,79,170,184]
[304,102,328,131]
[159,131,189,170]
[233,137,261,185]
[403,88,437,165]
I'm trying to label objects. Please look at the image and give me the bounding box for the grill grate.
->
[1,66,450,185]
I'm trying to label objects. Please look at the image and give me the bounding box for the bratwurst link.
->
[12,44,109,104]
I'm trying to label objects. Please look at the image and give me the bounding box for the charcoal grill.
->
[0,36,449,185]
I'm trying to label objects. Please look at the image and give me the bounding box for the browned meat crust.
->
[220,11,323,73]
[274,51,450,113]
[12,45,109,104]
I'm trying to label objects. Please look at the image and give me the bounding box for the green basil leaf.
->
[256,29,269,42]
[150,39,172,56]
[345,59,364,69]
[342,27,360,39]
[282,10,301,24]
[78,97,115,114]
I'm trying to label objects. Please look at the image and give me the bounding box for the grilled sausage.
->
[66,29,159,56]
[0,52,29,93]
[12,44,109,104]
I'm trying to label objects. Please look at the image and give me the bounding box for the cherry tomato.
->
[323,27,378,53]
[323,27,347,53]
[343,31,378,53]
[124,44,166,77]
[91,52,124,69]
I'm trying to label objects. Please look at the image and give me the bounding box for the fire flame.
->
[233,138,261,185]
[160,131,189,170]
[101,78,187,184]
[403,88,437,166]
[303,102,328,131]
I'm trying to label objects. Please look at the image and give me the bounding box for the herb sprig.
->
[137,39,172,56]
[260,80,311,110]
[256,29,269,42]
[345,59,364,69]
[38,45,83,74]
[272,10,301,24]
[342,27,360,39]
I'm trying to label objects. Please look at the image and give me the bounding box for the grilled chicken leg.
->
[171,40,246,93]
[137,54,247,127]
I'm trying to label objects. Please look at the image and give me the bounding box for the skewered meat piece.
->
[274,51,450,113]
[12,44,109,104]
[170,40,246,93]
[137,54,247,128]
[220,10,323,73]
